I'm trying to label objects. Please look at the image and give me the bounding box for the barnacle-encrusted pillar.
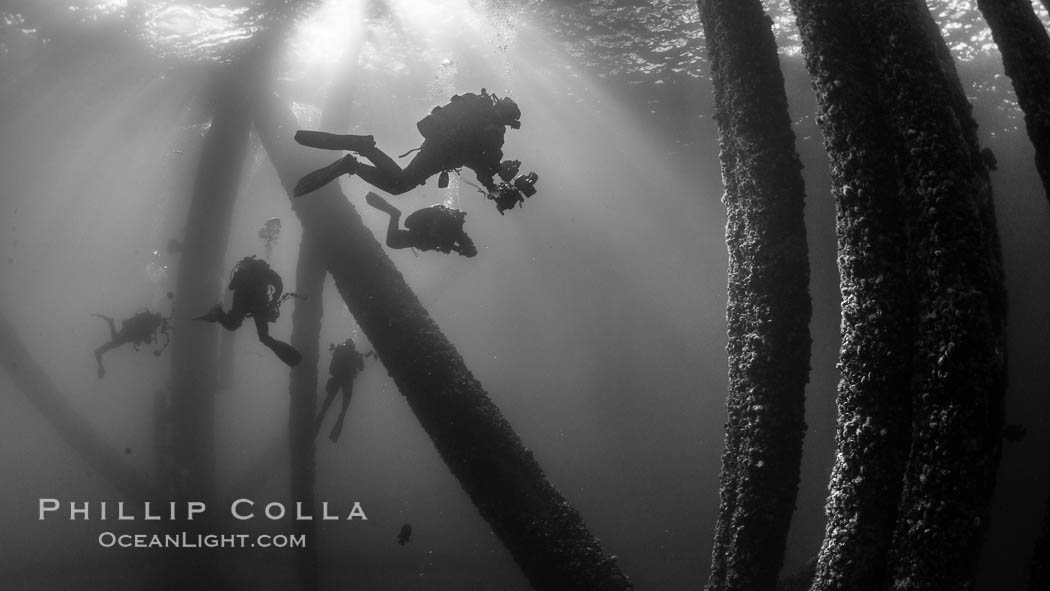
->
[788,0,913,589]
[697,0,813,589]
[167,66,256,591]
[1030,494,1050,590]
[974,0,1050,203]
[851,0,1007,588]
[169,70,254,504]
[287,238,325,591]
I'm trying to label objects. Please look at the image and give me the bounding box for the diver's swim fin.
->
[294,156,356,197]
[365,191,400,216]
[294,131,376,152]
[329,422,344,443]
[268,339,303,367]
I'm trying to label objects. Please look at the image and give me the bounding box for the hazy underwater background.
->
[1,1,1049,589]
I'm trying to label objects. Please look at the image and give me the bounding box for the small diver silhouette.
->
[365,192,477,257]
[92,292,173,379]
[195,256,303,367]
[294,89,538,213]
[397,522,412,546]
[315,338,372,442]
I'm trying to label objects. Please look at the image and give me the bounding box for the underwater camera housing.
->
[490,172,539,215]
[513,172,538,197]
[493,182,520,201]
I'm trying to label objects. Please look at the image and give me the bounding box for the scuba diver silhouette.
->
[397,522,413,546]
[293,89,538,211]
[195,256,302,367]
[92,293,173,379]
[315,338,372,443]
[365,192,478,257]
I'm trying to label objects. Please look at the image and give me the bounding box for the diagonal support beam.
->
[253,91,633,591]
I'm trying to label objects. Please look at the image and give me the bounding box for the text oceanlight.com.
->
[36,499,366,551]
[97,532,306,549]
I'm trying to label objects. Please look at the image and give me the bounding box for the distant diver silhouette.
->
[315,338,371,442]
[92,293,173,379]
[195,256,303,367]
[365,192,477,257]
[294,89,539,213]
[397,522,412,546]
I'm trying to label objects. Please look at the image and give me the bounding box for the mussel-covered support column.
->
[697,1,812,590]
[974,0,1050,202]
[167,67,256,589]
[254,93,632,591]
[852,0,1007,589]
[170,71,254,500]
[287,238,325,591]
[1030,503,1050,589]
[788,1,913,590]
